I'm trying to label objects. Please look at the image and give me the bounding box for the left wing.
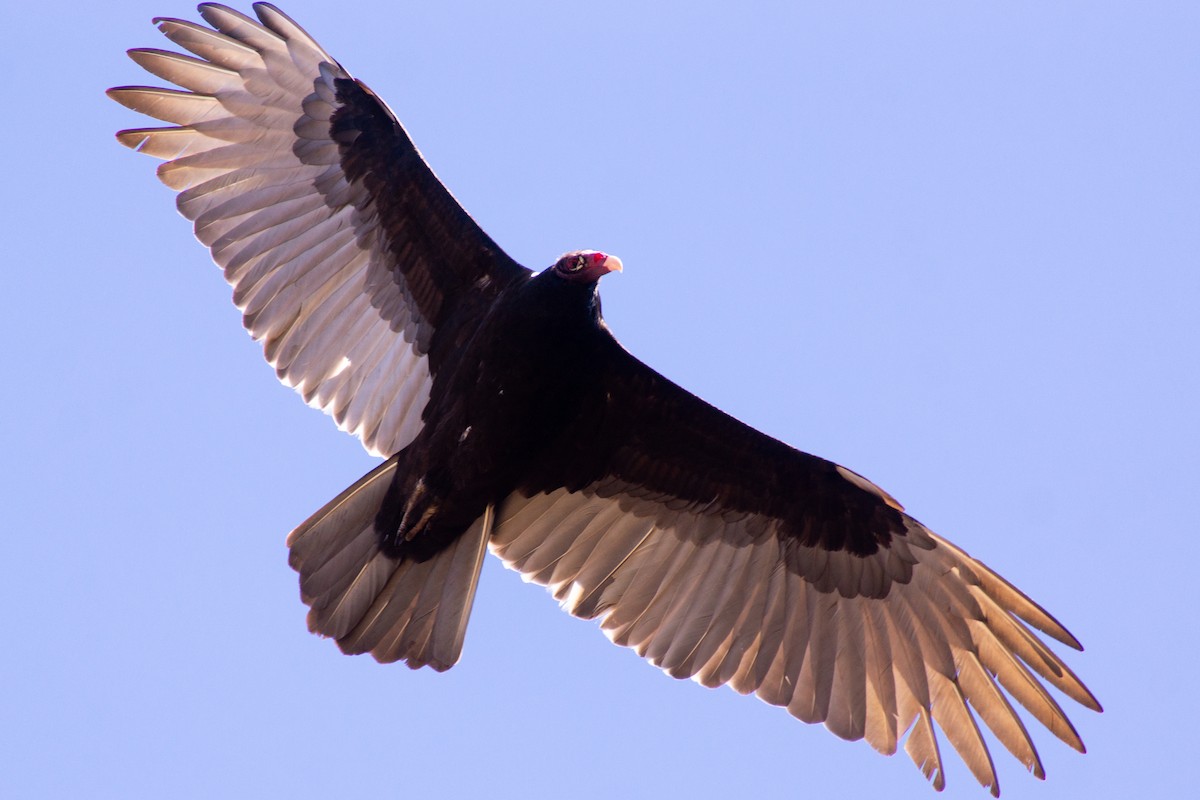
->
[491,336,1100,795]
[108,3,529,457]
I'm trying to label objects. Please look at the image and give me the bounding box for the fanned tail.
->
[287,456,491,671]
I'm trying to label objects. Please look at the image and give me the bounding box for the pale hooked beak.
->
[580,251,622,282]
[601,254,623,274]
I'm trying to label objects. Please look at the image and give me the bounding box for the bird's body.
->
[379,266,610,561]
[109,4,1100,794]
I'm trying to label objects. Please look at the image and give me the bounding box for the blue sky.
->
[3,1,1196,797]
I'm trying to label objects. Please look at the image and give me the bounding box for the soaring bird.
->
[109,4,1099,794]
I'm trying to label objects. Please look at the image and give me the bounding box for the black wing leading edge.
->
[108,2,528,458]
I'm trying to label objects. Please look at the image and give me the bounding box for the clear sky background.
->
[3,1,1195,798]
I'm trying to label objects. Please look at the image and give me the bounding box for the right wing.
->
[488,335,1100,795]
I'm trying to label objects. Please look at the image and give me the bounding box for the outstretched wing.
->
[492,337,1100,796]
[108,3,529,456]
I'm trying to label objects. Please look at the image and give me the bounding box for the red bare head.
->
[551,250,623,284]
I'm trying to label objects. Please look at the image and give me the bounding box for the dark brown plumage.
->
[109,4,1099,794]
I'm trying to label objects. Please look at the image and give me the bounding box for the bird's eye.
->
[571,255,586,272]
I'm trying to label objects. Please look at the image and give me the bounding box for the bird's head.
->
[551,250,623,284]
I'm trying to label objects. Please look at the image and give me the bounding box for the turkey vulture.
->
[109,3,1099,794]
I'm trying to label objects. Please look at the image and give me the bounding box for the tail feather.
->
[287,456,491,670]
